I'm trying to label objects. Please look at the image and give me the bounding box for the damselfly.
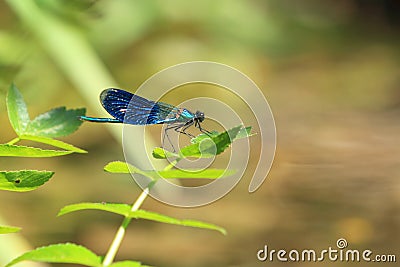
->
[80,88,210,149]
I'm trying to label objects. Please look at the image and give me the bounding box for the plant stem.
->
[102,188,149,266]
[102,157,181,266]
[6,137,20,145]
[164,158,182,171]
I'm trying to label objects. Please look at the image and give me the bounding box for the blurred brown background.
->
[0,0,399,266]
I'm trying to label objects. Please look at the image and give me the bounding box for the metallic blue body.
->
[80,88,195,125]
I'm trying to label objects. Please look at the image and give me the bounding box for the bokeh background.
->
[1,0,399,266]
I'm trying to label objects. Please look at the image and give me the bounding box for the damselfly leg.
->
[163,121,193,152]
[162,119,212,152]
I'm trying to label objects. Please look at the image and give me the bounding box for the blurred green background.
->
[1,0,399,266]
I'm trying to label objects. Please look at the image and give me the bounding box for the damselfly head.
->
[195,111,205,122]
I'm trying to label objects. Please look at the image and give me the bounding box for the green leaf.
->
[6,84,30,135]
[0,225,21,234]
[236,126,254,138]
[129,210,227,235]
[0,144,73,157]
[191,126,253,144]
[104,161,235,179]
[25,107,86,137]
[109,261,148,267]
[155,169,235,179]
[104,161,149,178]
[0,170,54,192]
[20,135,87,153]
[58,203,132,217]
[153,126,253,159]
[152,147,179,159]
[183,126,238,157]
[179,126,243,158]
[5,84,86,147]
[58,203,226,235]
[5,243,102,267]
[190,130,219,144]
[104,161,130,173]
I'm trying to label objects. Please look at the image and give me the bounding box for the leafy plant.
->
[5,84,86,152]
[0,84,85,232]
[2,84,252,266]
[6,117,251,266]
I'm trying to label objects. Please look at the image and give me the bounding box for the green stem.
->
[102,157,182,266]
[164,158,182,171]
[6,137,20,145]
[102,187,149,266]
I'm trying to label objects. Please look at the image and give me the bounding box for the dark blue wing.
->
[101,88,178,125]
